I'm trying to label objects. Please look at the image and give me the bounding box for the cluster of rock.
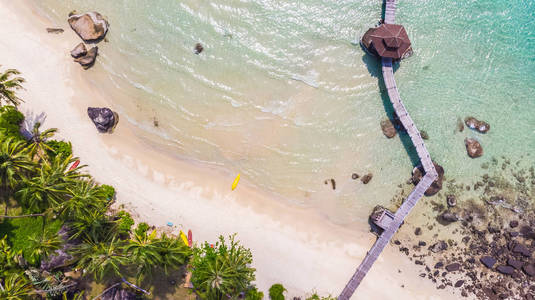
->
[394,160,535,299]
[68,11,109,69]
[324,172,373,190]
[463,116,489,159]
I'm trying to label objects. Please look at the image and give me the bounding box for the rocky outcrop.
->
[68,12,109,42]
[464,117,490,133]
[87,107,117,133]
[465,138,483,158]
[70,43,87,58]
[74,46,98,69]
[380,118,397,138]
[411,162,444,196]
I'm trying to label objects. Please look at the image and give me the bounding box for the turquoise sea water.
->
[33,0,535,223]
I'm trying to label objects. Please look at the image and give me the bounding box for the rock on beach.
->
[74,46,98,69]
[87,107,118,133]
[68,12,109,42]
[70,43,87,58]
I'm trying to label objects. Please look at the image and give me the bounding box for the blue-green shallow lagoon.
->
[32,0,535,223]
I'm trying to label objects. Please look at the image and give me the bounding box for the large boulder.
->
[87,107,117,133]
[380,118,397,138]
[74,46,98,69]
[465,138,483,158]
[411,162,444,196]
[464,117,490,133]
[68,12,109,42]
[70,43,87,58]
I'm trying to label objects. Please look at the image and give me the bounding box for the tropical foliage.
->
[190,234,256,299]
[0,67,25,107]
[269,283,286,300]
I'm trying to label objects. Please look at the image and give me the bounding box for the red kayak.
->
[187,230,193,248]
[69,160,80,171]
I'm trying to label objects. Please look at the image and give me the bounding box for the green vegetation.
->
[269,283,286,300]
[0,66,25,107]
[116,210,134,235]
[45,140,72,159]
[0,106,24,141]
[190,234,256,299]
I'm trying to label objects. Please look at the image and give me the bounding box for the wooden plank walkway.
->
[339,1,438,299]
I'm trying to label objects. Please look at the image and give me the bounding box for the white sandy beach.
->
[0,1,457,298]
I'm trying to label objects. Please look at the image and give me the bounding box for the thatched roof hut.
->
[361,24,413,60]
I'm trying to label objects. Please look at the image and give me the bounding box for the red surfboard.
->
[187,230,192,248]
[69,160,80,171]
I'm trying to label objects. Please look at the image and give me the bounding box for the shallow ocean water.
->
[33,0,535,223]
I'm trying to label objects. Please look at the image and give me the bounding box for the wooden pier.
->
[339,1,438,299]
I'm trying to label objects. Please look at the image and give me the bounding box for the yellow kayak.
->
[179,230,189,247]
[231,173,241,191]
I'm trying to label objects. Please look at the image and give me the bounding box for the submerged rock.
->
[87,107,117,133]
[446,195,457,207]
[465,138,483,158]
[351,173,359,180]
[70,42,87,58]
[440,211,459,223]
[497,265,515,275]
[380,118,397,138]
[429,241,448,253]
[194,43,204,54]
[411,162,444,196]
[465,117,490,133]
[445,263,460,272]
[74,46,98,69]
[68,12,109,42]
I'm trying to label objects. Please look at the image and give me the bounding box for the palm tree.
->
[28,227,62,264]
[17,154,85,214]
[69,209,115,242]
[0,273,33,300]
[155,233,190,274]
[0,138,34,216]
[71,236,127,281]
[26,122,57,160]
[59,180,106,221]
[123,229,162,283]
[0,67,25,107]
[190,235,255,300]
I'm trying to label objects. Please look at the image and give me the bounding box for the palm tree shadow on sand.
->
[361,52,421,168]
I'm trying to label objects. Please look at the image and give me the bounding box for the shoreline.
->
[0,1,456,298]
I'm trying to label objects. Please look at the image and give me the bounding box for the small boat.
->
[187,230,193,248]
[69,160,80,171]
[231,173,240,190]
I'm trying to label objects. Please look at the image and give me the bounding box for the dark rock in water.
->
[361,173,373,184]
[445,263,460,272]
[480,256,496,268]
[87,107,118,133]
[465,138,483,158]
[457,118,464,132]
[418,241,426,247]
[507,258,524,270]
[420,130,429,140]
[523,264,535,277]
[330,178,336,190]
[411,162,444,196]
[68,12,109,42]
[512,244,532,257]
[194,43,204,54]
[430,241,448,253]
[70,42,87,58]
[380,118,397,138]
[454,280,464,288]
[446,195,456,207]
[509,220,519,228]
[351,173,359,180]
[46,28,64,34]
[496,265,515,275]
[74,46,98,69]
[440,211,459,223]
[465,116,490,133]
[434,262,443,269]
[101,287,136,300]
[414,227,422,236]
